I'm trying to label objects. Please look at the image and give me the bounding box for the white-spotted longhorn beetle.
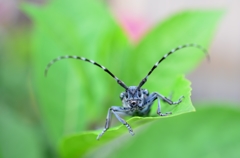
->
[45,43,208,140]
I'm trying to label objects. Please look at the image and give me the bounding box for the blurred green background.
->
[0,0,240,158]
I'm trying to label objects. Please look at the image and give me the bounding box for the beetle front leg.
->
[97,106,134,140]
[97,107,112,140]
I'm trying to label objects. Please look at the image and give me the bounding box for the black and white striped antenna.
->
[136,43,209,90]
[45,55,128,90]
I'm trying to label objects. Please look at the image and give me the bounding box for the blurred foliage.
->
[0,106,44,158]
[0,27,47,157]
[0,0,231,157]
[98,106,240,158]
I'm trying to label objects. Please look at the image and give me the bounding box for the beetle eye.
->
[138,91,142,97]
[125,94,129,99]
[138,93,141,97]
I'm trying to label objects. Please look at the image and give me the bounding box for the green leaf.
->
[104,106,240,158]
[22,0,130,148]
[23,0,223,155]
[60,75,193,157]
[59,10,223,157]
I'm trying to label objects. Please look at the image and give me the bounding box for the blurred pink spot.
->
[118,14,149,43]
